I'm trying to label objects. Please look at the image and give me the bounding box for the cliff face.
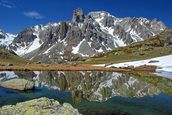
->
[12,71,160,102]
[8,8,166,63]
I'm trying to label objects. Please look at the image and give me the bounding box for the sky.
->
[0,0,172,34]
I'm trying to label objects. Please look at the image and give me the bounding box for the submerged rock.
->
[0,97,81,115]
[0,79,34,91]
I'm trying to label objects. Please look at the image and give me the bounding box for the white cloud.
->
[23,11,44,19]
[0,0,15,8]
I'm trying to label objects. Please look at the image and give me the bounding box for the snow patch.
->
[113,37,126,47]
[14,32,43,56]
[43,44,56,54]
[25,37,42,54]
[94,54,172,79]
[72,39,85,54]
[130,29,143,42]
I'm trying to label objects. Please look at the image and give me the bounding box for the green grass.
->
[0,48,29,65]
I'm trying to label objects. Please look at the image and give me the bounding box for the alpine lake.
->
[0,71,172,115]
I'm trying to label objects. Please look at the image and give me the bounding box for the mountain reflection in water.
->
[1,71,172,115]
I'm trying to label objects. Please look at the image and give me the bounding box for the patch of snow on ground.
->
[106,54,172,73]
[94,54,172,79]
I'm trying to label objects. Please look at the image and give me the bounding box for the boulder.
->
[0,79,34,91]
[0,97,81,115]
[6,63,13,66]
[104,63,113,67]
[148,60,159,63]
[42,64,49,67]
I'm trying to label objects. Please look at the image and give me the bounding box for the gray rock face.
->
[0,97,81,115]
[13,28,37,43]
[8,9,166,63]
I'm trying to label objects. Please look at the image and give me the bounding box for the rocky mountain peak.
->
[72,8,85,23]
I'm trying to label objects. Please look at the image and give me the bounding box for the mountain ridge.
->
[1,8,166,63]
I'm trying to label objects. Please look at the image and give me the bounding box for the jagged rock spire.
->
[72,8,85,23]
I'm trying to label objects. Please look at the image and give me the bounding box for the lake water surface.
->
[0,71,172,115]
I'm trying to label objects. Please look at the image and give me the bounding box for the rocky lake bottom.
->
[0,71,172,115]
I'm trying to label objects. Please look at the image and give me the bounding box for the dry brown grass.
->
[132,65,157,72]
[0,63,157,72]
[0,64,130,72]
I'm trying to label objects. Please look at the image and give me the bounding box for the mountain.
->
[8,8,166,63]
[85,28,172,64]
[0,29,16,49]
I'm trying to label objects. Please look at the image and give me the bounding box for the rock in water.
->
[0,97,81,115]
[0,79,34,91]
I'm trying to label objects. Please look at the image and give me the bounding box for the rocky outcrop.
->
[13,28,37,43]
[0,97,81,115]
[72,8,85,22]
[0,79,34,91]
[158,28,172,46]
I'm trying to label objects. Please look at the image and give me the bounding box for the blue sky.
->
[0,0,172,34]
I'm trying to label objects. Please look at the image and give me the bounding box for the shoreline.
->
[0,64,156,72]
